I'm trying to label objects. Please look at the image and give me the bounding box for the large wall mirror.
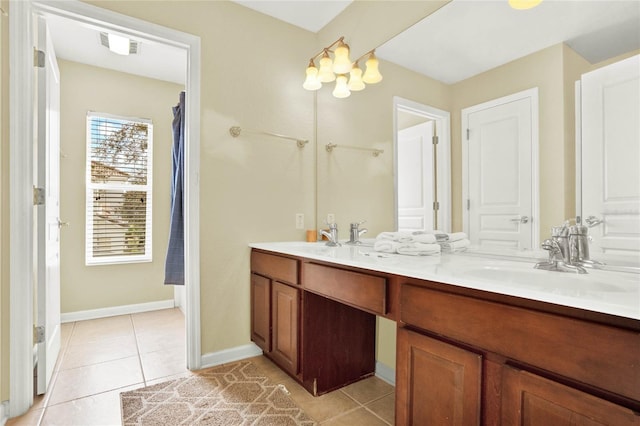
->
[315,0,639,257]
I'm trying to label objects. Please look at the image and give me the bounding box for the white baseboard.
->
[375,361,396,386]
[200,343,263,369]
[60,299,175,323]
[1,400,9,425]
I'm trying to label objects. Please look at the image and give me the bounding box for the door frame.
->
[461,87,540,249]
[9,0,201,415]
[393,96,451,232]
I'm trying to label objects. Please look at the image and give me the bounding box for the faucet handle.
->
[350,220,366,228]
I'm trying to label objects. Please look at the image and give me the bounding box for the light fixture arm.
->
[308,36,345,63]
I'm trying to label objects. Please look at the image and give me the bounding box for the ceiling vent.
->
[100,32,140,55]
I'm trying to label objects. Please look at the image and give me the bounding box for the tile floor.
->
[7,308,395,425]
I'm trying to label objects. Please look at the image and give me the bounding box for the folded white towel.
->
[373,240,400,253]
[411,233,437,244]
[376,232,413,242]
[448,232,468,242]
[440,239,471,252]
[412,230,445,235]
[396,242,441,256]
[413,230,449,242]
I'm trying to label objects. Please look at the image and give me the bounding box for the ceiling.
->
[46,0,639,86]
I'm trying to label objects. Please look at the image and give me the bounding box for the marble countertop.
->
[249,241,640,320]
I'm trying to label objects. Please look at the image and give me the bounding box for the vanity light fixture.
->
[303,36,383,99]
[508,0,543,10]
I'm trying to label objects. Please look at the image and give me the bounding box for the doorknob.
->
[57,219,69,228]
[510,216,529,224]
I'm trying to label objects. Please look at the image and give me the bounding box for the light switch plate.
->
[295,213,304,229]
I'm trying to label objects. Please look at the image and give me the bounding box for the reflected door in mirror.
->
[463,89,538,250]
[581,54,640,260]
[398,121,435,232]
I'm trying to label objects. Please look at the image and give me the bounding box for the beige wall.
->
[58,60,182,313]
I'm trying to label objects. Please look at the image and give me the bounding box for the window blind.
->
[86,113,153,264]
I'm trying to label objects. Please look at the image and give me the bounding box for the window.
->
[86,112,153,265]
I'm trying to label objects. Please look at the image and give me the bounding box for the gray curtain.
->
[164,91,185,285]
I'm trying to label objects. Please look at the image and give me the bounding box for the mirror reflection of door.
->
[462,88,539,250]
[394,98,451,233]
[580,54,640,260]
[397,119,435,232]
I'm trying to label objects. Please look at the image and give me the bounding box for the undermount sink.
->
[460,264,636,295]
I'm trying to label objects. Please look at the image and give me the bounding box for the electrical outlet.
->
[295,213,304,230]
[327,213,335,224]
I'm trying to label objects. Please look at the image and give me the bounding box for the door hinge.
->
[432,135,439,145]
[466,128,470,140]
[33,186,45,205]
[467,199,471,210]
[34,48,45,68]
[34,325,45,344]
[433,201,440,211]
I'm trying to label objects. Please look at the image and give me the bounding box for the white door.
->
[463,89,538,250]
[397,121,434,232]
[36,17,61,395]
[581,55,640,259]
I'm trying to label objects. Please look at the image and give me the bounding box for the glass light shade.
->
[332,74,351,98]
[318,54,336,83]
[303,64,322,91]
[332,42,352,74]
[508,0,542,9]
[362,53,383,84]
[348,66,365,91]
[107,33,130,55]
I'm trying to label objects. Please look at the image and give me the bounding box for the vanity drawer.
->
[251,250,299,285]
[400,283,640,401]
[303,262,387,315]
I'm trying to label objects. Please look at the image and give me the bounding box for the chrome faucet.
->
[346,221,367,245]
[535,238,587,274]
[320,222,340,247]
[534,216,604,274]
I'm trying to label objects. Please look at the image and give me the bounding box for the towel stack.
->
[373,231,441,256]
[436,232,471,253]
[373,230,471,255]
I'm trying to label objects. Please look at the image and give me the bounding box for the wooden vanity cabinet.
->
[250,249,377,395]
[396,282,640,425]
[396,328,482,425]
[250,251,300,377]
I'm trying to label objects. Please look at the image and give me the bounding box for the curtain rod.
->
[325,143,383,157]
[229,126,308,148]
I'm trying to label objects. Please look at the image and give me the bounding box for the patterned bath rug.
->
[120,360,317,425]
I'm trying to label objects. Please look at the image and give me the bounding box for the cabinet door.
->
[271,281,299,376]
[396,328,482,426]
[250,273,270,352]
[502,367,639,425]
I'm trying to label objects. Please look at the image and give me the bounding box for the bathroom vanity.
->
[249,242,639,425]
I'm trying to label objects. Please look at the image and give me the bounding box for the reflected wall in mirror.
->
[316,0,640,251]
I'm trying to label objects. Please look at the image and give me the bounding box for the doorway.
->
[9,0,201,415]
[393,97,451,233]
